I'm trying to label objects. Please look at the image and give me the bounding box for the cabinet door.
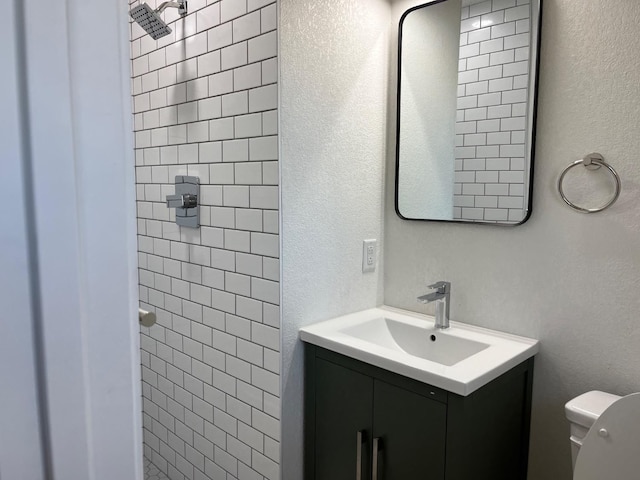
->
[372,380,446,480]
[315,358,373,480]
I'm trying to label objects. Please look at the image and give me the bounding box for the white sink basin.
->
[341,317,490,366]
[299,306,539,396]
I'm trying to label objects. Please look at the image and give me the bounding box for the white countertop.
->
[299,306,539,396]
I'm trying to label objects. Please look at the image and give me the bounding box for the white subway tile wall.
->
[130,1,280,479]
[455,0,530,222]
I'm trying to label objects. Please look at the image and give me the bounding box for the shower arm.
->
[155,0,187,15]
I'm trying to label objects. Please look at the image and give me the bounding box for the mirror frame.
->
[394,0,543,226]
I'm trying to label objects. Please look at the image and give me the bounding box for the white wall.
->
[384,1,640,479]
[0,2,45,477]
[397,0,460,220]
[279,0,390,477]
[4,0,142,478]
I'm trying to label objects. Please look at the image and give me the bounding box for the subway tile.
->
[223,139,250,162]
[209,117,235,141]
[210,163,235,184]
[177,58,198,83]
[185,32,208,59]
[460,17,480,34]
[249,84,277,112]
[484,208,509,221]
[233,11,261,42]
[222,91,249,117]
[234,63,262,91]
[491,21,516,39]
[187,77,209,102]
[262,162,278,186]
[220,0,247,22]
[198,51,221,77]
[211,248,236,272]
[201,226,225,248]
[490,49,515,65]
[221,42,248,70]
[504,32,530,50]
[467,54,490,70]
[235,163,262,185]
[458,69,479,84]
[209,70,234,97]
[252,450,279,480]
[235,113,262,138]
[200,142,223,164]
[503,60,529,76]
[187,121,210,143]
[500,144,525,157]
[487,104,512,119]
[207,22,233,51]
[516,18,530,34]
[178,102,199,124]
[481,10,504,27]
[236,208,263,231]
[211,206,236,228]
[224,229,251,252]
[466,81,489,95]
[488,77,513,92]
[493,0,516,10]
[505,4,531,22]
[514,46,529,63]
[263,211,278,234]
[251,278,279,304]
[251,365,279,397]
[262,58,278,85]
[249,136,278,161]
[467,27,490,45]
[211,287,236,314]
[249,186,278,209]
[261,4,277,33]
[249,0,275,12]
[196,3,220,32]
[477,145,500,158]
[459,43,480,59]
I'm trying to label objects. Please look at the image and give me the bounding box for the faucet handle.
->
[427,281,450,293]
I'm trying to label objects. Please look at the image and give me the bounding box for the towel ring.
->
[558,153,621,213]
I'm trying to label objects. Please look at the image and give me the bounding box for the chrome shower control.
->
[166,176,199,228]
[166,193,197,209]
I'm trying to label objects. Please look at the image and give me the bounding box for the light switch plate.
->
[362,239,377,273]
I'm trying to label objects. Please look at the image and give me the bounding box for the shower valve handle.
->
[166,193,197,209]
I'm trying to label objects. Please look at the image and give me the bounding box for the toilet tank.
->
[565,390,621,469]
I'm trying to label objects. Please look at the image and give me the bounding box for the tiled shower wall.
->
[130,0,280,478]
[453,0,530,222]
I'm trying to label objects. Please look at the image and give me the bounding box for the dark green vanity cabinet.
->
[304,346,534,480]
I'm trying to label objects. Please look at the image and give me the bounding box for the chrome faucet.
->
[417,281,451,329]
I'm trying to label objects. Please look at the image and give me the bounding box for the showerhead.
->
[130,1,187,40]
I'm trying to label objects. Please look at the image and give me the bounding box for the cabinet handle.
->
[372,437,382,480]
[356,430,366,480]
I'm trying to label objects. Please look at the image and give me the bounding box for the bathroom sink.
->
[299,306,539,395]
[341,317,489,366]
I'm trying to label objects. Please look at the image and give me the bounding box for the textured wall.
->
[385,1,640,479]
[279,0,390,478]
[129,0,280,478]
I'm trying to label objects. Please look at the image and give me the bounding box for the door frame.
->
[2,0,143,478]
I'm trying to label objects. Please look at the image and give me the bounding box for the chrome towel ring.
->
[558,153,621,213]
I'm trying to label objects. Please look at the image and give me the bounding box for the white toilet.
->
[565,390,640,479]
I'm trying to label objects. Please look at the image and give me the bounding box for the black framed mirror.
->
[395,0,541,225]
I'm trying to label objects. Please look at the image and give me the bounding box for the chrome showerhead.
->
[130,1,187,40]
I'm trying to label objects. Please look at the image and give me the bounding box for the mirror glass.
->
[395,0,540,224]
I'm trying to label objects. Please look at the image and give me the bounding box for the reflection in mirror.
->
[396,0,540,224]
